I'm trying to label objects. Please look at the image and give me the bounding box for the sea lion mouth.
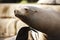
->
[15,14,20,18]
[14,9,29,19]
[14,10,30,24]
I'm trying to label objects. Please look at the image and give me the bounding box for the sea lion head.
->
[14,6,44,32]
[14,6,38,17]
[14,6,39,24]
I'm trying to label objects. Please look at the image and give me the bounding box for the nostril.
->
[14,10,17,13]
[14,10,20,14]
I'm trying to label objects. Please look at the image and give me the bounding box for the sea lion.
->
[14,6,60,40]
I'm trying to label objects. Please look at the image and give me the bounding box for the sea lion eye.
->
[24,8,28,11]
[34,11,37,13]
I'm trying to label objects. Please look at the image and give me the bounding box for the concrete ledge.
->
[0,36,16,40]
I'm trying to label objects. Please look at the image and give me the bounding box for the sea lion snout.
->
[14,9,22,18]
[14,10,20,15]
[14,7,30,17]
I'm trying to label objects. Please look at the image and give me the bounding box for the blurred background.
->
[0,0,38,3]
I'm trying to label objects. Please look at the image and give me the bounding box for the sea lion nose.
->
[14,10,18,14]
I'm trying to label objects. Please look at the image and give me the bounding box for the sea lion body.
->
[14,6,60,40]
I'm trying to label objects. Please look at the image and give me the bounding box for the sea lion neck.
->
[15,14,31,25]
